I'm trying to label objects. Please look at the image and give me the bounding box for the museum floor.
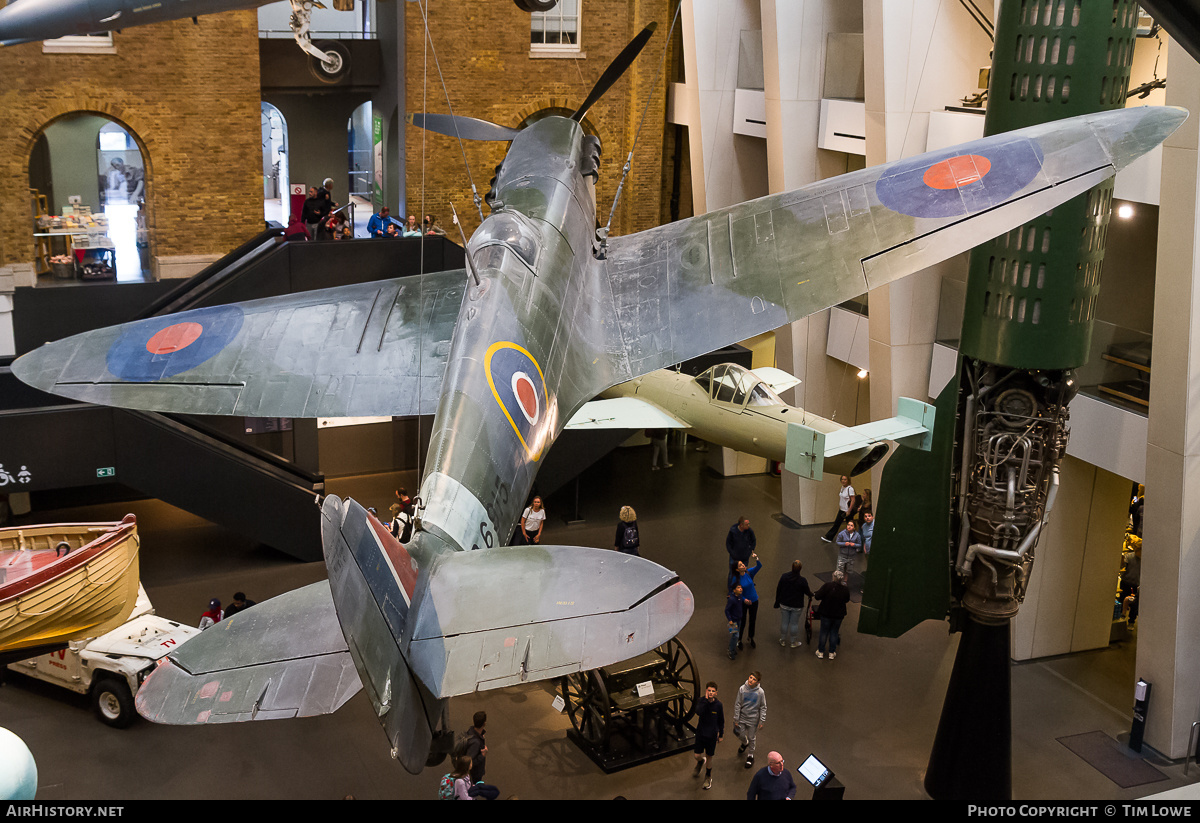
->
[2,441,1197,801]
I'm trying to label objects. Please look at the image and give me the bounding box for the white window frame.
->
[43,33,116,54]
[530,1,583,58]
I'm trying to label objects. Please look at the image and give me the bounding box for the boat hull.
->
[0,516,141,652]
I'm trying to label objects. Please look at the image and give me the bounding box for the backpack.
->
[621,523,639,550]
[438,774,456,800]
[391,512,413,543]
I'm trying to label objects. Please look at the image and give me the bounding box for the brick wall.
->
[0,11,263,275]
[402,0,671,240]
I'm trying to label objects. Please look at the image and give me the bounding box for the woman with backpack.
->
[614,505,641,556]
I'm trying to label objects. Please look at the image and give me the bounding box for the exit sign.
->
[96,467,115,478]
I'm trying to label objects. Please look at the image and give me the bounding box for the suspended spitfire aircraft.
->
[10,20,1186,772]
[0,0,557,82]
[565,362,935,479]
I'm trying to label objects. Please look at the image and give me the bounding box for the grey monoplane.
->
[10,23,1185,772]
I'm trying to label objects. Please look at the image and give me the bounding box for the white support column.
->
[862,0,990,496]
[761,0,865,522]
[1141,37,1200,759]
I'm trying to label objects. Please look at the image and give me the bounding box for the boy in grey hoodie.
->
[733,671,767,769]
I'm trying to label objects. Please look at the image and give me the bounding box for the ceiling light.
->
[1117,203,1134,219]
[857,369,869,379]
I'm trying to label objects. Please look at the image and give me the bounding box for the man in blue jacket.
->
[367,205,401,238]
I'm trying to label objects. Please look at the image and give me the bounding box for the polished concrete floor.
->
[2,440,1197,801]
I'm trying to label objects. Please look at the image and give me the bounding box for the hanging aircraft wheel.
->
[308,40,351,85]
[561,669,611,749]
[652,637,700,731]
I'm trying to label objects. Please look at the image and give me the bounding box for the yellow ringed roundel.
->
[485,341,549,460]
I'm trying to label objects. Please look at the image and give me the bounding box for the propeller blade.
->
[571,22,658,122]
[407,112,521,142]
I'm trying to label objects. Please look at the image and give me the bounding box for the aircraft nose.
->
[0,0,80,44]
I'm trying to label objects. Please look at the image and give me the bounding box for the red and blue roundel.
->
[105,305,245,382]
[485,341,550,460]
[875,137,1045,219]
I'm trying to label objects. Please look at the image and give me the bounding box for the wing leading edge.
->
[12,268,469,418]
[601,106,1186,382]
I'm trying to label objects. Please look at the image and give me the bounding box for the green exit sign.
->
[96,467,115,478]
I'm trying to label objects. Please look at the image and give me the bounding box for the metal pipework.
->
[953,361,1073,625]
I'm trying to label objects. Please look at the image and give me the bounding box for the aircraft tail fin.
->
[311,495,694,771]
[134,581,362,725]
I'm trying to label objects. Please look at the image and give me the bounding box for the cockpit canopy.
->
[468,211,541,273]
[693,363,783,408]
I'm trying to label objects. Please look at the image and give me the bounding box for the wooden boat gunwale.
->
[0,516,138,604]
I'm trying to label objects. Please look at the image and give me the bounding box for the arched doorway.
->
[262,102,290,225]
[345,100,372,209]
[28,113,151,283]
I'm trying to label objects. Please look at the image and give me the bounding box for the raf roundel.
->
[875,137,1045,220]
[106,305,245,382]
[486,342,549,460]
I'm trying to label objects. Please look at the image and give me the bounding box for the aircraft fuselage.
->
[417,116,612,554]
[0,0,265,45]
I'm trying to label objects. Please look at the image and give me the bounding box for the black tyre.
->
[307,40,351,85]
[515,0,559,11]
[91,677,135,728]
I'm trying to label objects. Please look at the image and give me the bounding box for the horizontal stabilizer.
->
[784,397,935,480]
[134,581,361,725]
[409,545,694,698]
[823,397,936,455]
[564,396,690,430]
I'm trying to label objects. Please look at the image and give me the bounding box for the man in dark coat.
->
[726,517,756,565]
[747,751,796,800]
[691,682,725,791]
[773,560,813,648]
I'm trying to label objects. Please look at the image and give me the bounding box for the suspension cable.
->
[601,4,682,244]
[415,0,486,222]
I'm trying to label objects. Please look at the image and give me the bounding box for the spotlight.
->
[1117,203,1134,219]
[857,369,869,379]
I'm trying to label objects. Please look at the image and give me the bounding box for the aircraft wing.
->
[11,269,468,417]
[601,106,1185,381]
[135,581,361,725]
[564,396,690,430]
